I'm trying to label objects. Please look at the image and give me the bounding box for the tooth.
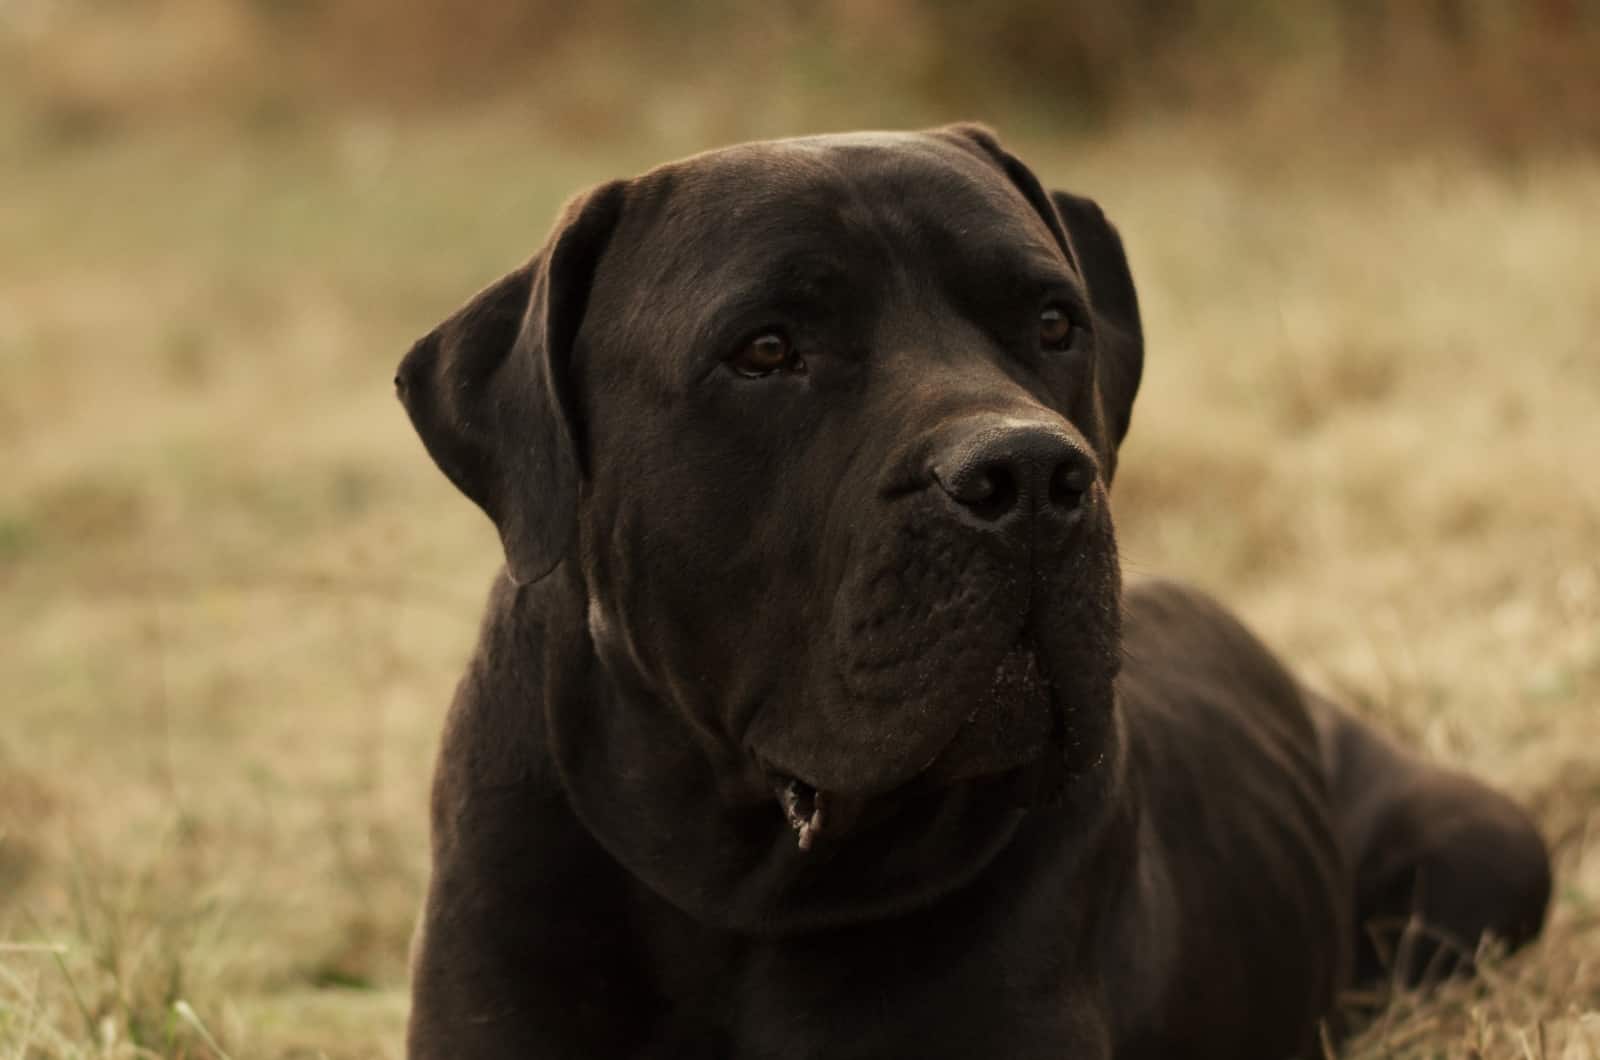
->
[779,779,827,851]
[778,779,805,832]
[798,791,828,851]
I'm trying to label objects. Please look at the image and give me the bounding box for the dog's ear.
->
[934,124,1145,481]
[1047,188,1143,462]
[395,181,626,585]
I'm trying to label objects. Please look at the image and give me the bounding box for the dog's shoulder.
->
[1121,578,1301,708]
[1122,576,1262,642]
[1112,579,1352,1051]
[427,570,574,847]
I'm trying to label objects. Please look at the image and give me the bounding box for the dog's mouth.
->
[772,774,829,851]
[762,769,880,851]
[762,635,1067,853]
[763,757,1057,855]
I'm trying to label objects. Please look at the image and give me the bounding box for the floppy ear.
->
[1047,188,1143,461]
[395,181,626,585]
[934,123,1145,482]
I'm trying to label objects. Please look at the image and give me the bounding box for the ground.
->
[2,109,1597,1058]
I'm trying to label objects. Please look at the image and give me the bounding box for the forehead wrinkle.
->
[631,155,906,343]
[810,148,919,284]
[689,251,861,340]
[628,133,1064,293]
[823,141,1071,284]
[633,155,870,284]
[813,151,1079,333]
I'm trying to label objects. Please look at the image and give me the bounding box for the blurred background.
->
[2,2,1598,1056]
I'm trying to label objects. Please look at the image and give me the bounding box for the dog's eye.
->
[731,331,804,378]
[1039,306,1079,351]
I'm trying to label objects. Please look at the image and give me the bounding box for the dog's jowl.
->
[395,125,1551,1059]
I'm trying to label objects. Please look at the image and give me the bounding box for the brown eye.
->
[732,331,801,377]
[1039,306,1076,351]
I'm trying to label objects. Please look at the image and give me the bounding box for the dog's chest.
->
[640,960,1113,1060]
[627,861,1113,1059]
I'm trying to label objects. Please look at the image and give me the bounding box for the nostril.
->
[1050,462,1093,512]
[961,464,1019,522]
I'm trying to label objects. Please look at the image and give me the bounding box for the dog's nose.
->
[931,422,1096,525]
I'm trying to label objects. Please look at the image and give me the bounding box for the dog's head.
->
[399,125,1142,918]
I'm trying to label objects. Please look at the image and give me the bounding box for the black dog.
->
[396,125,1551,1058]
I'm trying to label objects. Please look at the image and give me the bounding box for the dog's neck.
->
[523,563,1128,936]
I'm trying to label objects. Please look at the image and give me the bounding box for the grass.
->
[1,96,1597,1056]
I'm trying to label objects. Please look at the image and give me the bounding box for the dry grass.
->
[1,75,1597,1060]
